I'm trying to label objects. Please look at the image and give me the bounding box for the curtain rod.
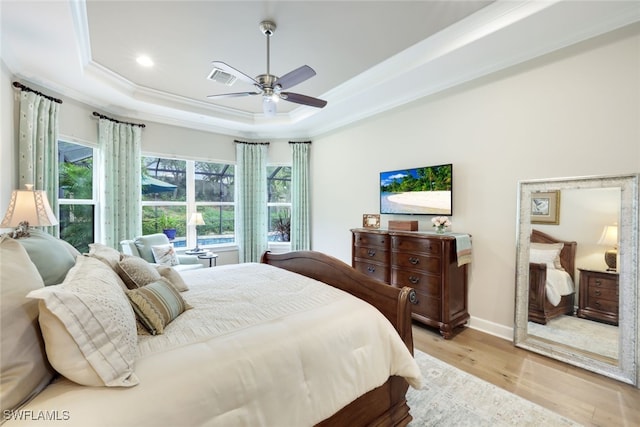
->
[234,140,269,145]
[12,81,62,104]
[289,141,311,144]
[92,111,146,128]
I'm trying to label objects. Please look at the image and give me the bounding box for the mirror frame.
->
[514,173,639,386]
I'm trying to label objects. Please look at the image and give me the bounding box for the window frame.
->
[57,138,100,252]
[141,155,236,250]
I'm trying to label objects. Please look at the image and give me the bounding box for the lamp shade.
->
[188,212,205,226]
[1,184,58,227]
[597,225,618,247]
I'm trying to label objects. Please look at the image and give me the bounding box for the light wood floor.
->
[412,323,640,427]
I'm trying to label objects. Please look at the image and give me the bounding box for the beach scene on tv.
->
[380,164,452,215]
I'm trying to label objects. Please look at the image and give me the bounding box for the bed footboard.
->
[261,250,414,352]
[261,250,415,427]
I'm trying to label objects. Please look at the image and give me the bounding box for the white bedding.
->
[6,263,421,427]
[545,268,575,306]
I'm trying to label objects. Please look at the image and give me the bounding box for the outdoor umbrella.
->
[142,175,177,194]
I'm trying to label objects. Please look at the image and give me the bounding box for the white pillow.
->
[27,256,139,387]
[151,244,179,266]
[530,242,564,270]
[0,235,55,414]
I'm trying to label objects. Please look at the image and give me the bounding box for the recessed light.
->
[136,55,154,67]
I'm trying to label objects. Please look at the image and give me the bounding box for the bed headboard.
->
[531,229,578,281]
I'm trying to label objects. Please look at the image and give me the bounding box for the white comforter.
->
[545,268,575,306]
[7,263,422,427]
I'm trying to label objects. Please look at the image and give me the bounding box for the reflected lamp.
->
[597,224,618,272]
[188,212,205,252]
[1,184,58,238]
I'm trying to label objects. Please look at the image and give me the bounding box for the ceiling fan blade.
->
[280,92,327,108]
[207,91,261,99]
[210,61,259,86]
[274,65,316,90]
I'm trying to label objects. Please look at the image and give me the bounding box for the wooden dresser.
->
[577,268,619,325]
[352,228,469,338]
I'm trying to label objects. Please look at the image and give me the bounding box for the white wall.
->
[310,24,640,336]
[2,24,638,337]
[1,61,16,223]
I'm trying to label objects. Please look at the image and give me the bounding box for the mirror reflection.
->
[514,174,638,386]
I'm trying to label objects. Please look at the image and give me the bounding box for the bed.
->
[528,229,577,324]
[0,233,422,427]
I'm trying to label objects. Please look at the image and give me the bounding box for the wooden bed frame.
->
[528,229,577,325]
[262,250,416,427]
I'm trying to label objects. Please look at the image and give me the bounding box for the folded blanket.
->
[452,233,472,267]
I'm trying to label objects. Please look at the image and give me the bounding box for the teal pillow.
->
[134,234,170,263]
[16,229,77,286]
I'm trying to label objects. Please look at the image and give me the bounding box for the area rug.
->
[407,350,581,426]
[527,315,618,360]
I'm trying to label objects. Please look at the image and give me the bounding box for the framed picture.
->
[531,191,560,224]
[362,214,380,229]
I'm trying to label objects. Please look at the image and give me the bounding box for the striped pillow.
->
[126,278,190,335]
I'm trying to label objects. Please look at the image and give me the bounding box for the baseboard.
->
[468,316,513,341]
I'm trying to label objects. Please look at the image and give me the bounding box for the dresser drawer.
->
[586,275,617,290]
[587,286,618,302]
[391,268,440,297]
[353,232,388,248]
[353,261,388,283]
[585,297,618,314]
[392,236,441,255]
[392,252,440,275]
[411,290,441,320]
[353,246,389,264]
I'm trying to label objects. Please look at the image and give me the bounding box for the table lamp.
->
[1,184,58,238]
[597,224,618,272]
[188,212,205,252]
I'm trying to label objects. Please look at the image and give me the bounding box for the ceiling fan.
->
[207,20,327,116]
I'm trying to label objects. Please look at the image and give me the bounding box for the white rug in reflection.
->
[528,315,618,360]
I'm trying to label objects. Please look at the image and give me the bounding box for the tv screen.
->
[380,164,452,215]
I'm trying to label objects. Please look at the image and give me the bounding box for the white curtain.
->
[235,141,269,262]
[290,142,311,251]
[98,118,142,249]
[17,90,60,236]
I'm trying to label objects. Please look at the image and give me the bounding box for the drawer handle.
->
[408,257,419,265]
[595,280,602,287]
[367,266,376,273]
[595,290,601,296]
[408,276,420,284]
[595,301,601,307]
[368,249,376,257]
[408,289,418,305]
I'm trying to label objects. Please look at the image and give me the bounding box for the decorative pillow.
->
[126,278,190,335]
[530,242,564,270]
[151,244,179,266]
[59,239,81,259]
[0,235,55,415]
[16,229,77,285]
[27,256,139,387]
[117,255,162,289]
[88,242,122,270]
[155,265,189,292]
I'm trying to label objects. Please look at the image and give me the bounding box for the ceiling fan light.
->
[263,97,277,116]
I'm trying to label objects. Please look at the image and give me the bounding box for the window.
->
[142,156,235,248]
[58,141,97,252]
[267,166,291,242]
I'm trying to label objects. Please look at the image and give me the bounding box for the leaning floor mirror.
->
[514,174,639,386]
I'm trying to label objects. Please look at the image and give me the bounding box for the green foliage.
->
[381,164,452,193]
[59,159,92,199]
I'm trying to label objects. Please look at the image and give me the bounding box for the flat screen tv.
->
[380,164,452,215]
